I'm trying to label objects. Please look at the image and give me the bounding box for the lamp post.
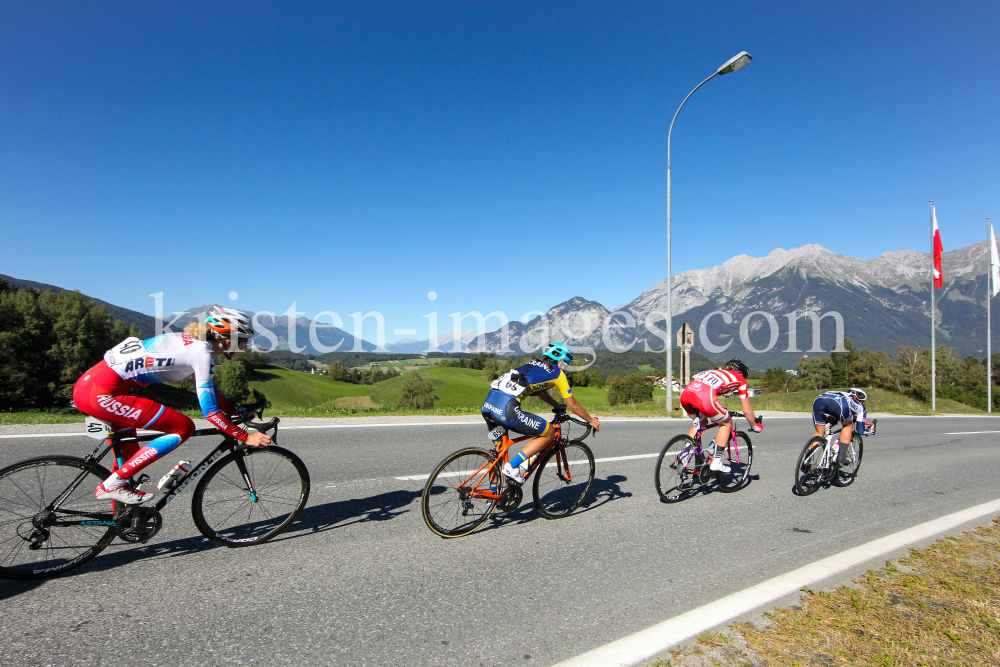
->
[666,51,752,413]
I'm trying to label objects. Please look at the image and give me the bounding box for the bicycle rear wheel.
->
[422,448,500,537]
[794,437,827,496]
[833,434,864,487]
[532,441,595,519]
[192,446,310,547]
[716,431,753,492]
[0,456,116,579]
[655,435,697,503]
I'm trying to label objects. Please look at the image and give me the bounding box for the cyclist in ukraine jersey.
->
[679,358,760,473]
[481,343,600,484]
[72,307,269,505]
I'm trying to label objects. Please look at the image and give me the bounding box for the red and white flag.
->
[990,222,1000,297]
[932,205,944,289]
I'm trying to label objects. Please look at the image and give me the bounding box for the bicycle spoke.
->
[192,448,309,547]
[0,457,116,579]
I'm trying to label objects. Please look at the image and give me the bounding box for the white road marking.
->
[551,497,1000,667]
[945,430,1000,435]
[395,452,663,481]
[0,417,683,439]
[0,430,161,439]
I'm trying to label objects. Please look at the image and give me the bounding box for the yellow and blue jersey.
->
[513,359,572,401]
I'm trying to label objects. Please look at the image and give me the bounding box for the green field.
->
[0,371,988,424]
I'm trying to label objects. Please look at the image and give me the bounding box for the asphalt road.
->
[1,414,999,667]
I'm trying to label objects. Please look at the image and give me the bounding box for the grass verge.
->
[721,387,984,415]
[651,517,1000,666]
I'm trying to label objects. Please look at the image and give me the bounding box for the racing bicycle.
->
[794,415,872,495]
[421,410,596,537]
[654,411,758,503]
[0,398,310,579]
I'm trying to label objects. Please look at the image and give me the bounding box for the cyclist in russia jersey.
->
[100,332,247,437]
[72,308,268,505]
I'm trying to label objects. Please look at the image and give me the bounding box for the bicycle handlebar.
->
[552,411,594,441]
[230,397,280,445]
[729,411,763,426]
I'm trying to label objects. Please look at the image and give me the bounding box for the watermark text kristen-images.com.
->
[150,294,846,368]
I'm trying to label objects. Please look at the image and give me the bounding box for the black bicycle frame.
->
[46,426,262,527]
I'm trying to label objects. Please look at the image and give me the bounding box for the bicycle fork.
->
[233,450,259,502]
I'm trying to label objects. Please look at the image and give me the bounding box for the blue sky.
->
[2,1,998,342]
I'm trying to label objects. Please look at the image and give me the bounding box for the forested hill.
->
[1,274,156,338]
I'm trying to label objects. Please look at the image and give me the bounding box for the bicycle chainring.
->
[114,506,163,544]
[496,486,522,512]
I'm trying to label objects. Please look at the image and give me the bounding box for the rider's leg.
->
[836,421,854,464]
[110,410,195,480]
[710,418,733,470]
[501,402,553,484]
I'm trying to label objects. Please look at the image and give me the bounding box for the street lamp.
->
[666,51,752,413]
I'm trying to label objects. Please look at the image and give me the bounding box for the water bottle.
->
[157,460,193,491]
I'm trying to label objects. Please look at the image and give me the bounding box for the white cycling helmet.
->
[849,388,868,402]
[205,306,255,340]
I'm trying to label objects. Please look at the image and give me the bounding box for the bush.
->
[608,373,653,406]
[761,367,790,393]
[396,372,438,410]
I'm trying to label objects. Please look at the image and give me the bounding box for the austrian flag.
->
[932,205,944,289]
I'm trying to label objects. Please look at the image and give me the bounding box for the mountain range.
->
[6,240,996,369]
[463,241,996,369]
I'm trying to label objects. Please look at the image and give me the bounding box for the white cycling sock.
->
[101,473,126,490]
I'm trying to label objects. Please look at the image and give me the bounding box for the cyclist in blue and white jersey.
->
[811,388,870,464]
[481,343,600,485]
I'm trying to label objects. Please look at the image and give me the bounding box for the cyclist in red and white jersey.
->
[72,306,269,505]
[679,359,761,472]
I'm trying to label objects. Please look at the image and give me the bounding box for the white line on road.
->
[394,452,662,481]
[945,430,1000,435]
[0,417,682,439]
[551,497,1000,667]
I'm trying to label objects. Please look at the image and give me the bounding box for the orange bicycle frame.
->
[459,423,564,500]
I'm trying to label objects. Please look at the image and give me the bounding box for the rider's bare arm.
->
[739,395,760,431]
[566,395,600,432]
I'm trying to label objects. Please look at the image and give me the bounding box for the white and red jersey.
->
[685,369,748,399]
[102,333,245,440]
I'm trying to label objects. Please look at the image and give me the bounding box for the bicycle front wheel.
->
[794,437,826,496]
[833,434,864,487]
[716,431,753,492]
[533,441,595,519]
[655,435,697,503]
[0,456,116,579]
[422,448,501,538]
[192,446,310,547]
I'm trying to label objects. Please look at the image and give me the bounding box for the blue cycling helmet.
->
[543,343,574,364]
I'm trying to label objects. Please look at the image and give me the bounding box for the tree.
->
[328,360,350,382]
[829,339,859,386]
[761,367,790,393]
[796,357,832,391]
[396,372,438,410]
[0,286,138,410]
[215,358,251,404]
[608,373,653,406]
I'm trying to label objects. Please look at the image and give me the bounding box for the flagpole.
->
[930,201,936,412]
[989,217,993,413]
